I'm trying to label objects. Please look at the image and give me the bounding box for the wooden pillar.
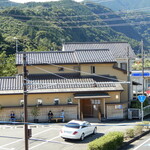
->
[78,99,80,120]
[104,98,106,118]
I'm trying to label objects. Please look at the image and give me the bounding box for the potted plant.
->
[31,105,40,123]
[67,98,72,104]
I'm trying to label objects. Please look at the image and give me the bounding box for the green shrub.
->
[125,128,134,138]
[88,131,124,150]
[142,121,150,129]
[131,99,149,109]
[134,123,144,136]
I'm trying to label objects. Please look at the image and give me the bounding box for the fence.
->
[143,105,150,117]
[128,108,141,119]
[128,105,150,119]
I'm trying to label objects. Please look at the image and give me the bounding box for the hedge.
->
[88,131,124,150]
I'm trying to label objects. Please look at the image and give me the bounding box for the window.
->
[91,66,95,74]
[65,123,80,129]
[20,100,24,106]
[73,66,80,72]
[58,67,64,72]
[120,63,127,70]
[54,98,59,105]
[37,99,43,106]
[91,99,100,104]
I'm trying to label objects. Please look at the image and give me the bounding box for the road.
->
[123,133,150,150]
[0,120,147,150]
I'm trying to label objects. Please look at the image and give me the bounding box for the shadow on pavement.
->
[64,133,104,144]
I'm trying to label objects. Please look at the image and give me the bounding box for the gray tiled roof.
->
[0,73,123,93]
[62,42,136,58]
[16,49,116,65]
[0,76,22,91]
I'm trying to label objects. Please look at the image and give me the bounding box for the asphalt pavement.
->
[122,133,150,150]
[0,118,150,150]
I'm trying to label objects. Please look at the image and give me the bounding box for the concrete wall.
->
[17,65,79,74]
[0,91,123,121]
[0,105,78,122]
[0,93,78,106]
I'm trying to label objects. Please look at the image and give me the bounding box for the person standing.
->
[60,110,65,122]
[48,110,53,122]
[20,112,24,122]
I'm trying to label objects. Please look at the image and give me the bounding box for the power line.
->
[25,65,129,91]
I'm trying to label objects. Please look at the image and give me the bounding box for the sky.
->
[9,0,84,3]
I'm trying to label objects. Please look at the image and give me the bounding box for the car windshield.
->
[65,123,80,129]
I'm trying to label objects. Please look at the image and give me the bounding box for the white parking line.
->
[0,147,14,150]
[0,127,54,149]
[30,135,60,149]
[133,137,150,150]
[0,139,23,148]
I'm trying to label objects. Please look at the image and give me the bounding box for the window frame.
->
[91,66,96,74]
[120,63,127,70]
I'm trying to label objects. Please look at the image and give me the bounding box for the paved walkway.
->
[85,117,150,134]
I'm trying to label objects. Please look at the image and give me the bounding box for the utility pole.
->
[141,40,144,122]
[23,52,28,150]
[127,46,130,107]
[141,40,144,95]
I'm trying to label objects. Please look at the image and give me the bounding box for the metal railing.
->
[128,105,150,119]
[143,105,150,117]
[128,108,141,119]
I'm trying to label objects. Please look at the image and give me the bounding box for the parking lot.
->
[0,121,142,150]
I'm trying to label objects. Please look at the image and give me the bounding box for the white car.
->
[60,120,97,140]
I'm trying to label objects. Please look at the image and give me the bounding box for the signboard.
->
[115,105,123,109]
[138,95,146,103]
[132,72,150,77]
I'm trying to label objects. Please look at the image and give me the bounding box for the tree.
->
[0,52,17,77]
[31,106,40,123]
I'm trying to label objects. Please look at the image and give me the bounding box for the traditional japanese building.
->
[0,42,136,122]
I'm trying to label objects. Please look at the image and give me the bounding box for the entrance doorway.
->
[80,99,101,118]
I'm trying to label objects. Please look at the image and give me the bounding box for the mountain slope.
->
[0,0,143,55]
[85,3,142,41]
[86,0,150,49]
[87,0,150,11]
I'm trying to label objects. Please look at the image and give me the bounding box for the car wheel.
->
[93,127,97,134]
[80,133,85,141]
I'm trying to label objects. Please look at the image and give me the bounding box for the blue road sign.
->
[138,95,146,103]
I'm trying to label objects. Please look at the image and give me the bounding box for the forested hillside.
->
[85,1,150,50]
[0,0,142,55]
[120,11,150,51]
